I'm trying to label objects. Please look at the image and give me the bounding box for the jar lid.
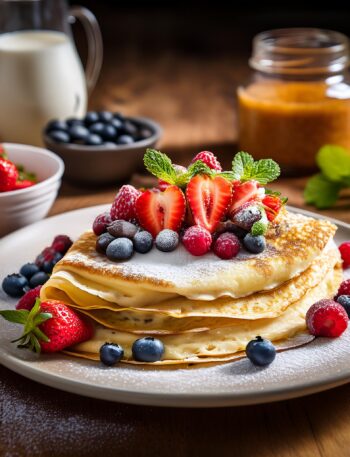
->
[250,28,350,75]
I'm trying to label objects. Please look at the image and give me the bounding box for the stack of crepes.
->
[40,211,343,365]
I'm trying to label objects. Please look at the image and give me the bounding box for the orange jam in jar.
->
[238,28,350,173]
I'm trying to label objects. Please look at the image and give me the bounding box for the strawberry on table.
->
[191,151,222,172]
[110,185,141,222]
[186,175,232,233]
[0,158,18,192]
[0,299,93,353]
[136,186,186,237]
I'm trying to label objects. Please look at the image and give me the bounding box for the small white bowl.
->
[0,143,64,237]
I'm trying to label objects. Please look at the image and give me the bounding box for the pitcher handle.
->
[69,6,103,95]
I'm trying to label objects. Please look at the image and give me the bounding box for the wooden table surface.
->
[2,17,350,455]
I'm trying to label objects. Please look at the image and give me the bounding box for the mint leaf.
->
[251,220,268,236]
[219,171,236,181]
[304,174,343,209]
[187,160,213,177]
[144,149,177,184]
[232,152,254,180]
[317,145,350,184]
[231,152,280,184]
[265,189,281,197]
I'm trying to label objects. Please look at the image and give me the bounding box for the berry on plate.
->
[110,185,141,222]
[132,337,165,362]
[231,203,262,231]
[229,180,260,214]
[339,242,350,268]
[2,273,29,298]
[182,225,212,256]
[306,299,348,337]
[35,246,57,268]
[0,299,93,353]
[106,238,134,261]
[19,263,40,280]
[96,233,115,254]
[0,158,18,192]
[107,220,138,239]
[243,233,266,254]
[186,175,232,233]
[155,229,179,252]
[100,342,124,366]
[29,271,50,288]
[93,212,113,236]
[136,186,186,237]
[16,285,42,310]
[262,195,283,222]
[213,232,240,260]
[336,279,350,298]
[51,235,73,254]
[337,295,350,317]
[245,336,276,366]
[133,231,153,254]
[191,151,222,172]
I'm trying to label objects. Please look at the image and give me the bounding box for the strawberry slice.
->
[186,175,232,233]
[229,180,260,214]
[262,195,282,221]
[136,185,186,237]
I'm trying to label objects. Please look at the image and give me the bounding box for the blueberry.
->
[42,252,63,273]
[121,120,138,137]
[100,124,117,140]
[29,271,50,288]
[155,229,179,252]
[2,274,29,298]
[53,252,63,263]
[19,263,40,280]
[246,336,276,366]
[106,238,134,261]
[132,337,164,362]
[98,111,113,123]
[337,295,350,317]
[48,130,70,143]
[110,117,123,130]
[114,112,125,122]
[232,205,262,231]
[45,119,68,132]
[116,135,134,145]
[66,117,84,127]
[104,142,117,147]
[69,125,89,141]
[138,128,153,140]
[85,134,103,146]
[96,233,115,254]
[107,220,138,239]
[89,122,105,135]
[99,342,124,366]
[133,231,153,254]
[84,111,99,125]
[243,233,266,254]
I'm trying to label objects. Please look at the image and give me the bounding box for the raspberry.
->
[93,212,112,236]
[339,242,350,268]
[51,235,73,254]
[336,279,350,298]
[35,246,56,267]
[0,158,18,192]
[16,285,42,310]
[182,225,212,256]
[191,151,222,172]
[306,299,348,337]
[213,232,240,259]
[110,185,141,222]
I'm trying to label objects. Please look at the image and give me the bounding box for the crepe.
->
[41,211,336,307]
[67,265,342,365]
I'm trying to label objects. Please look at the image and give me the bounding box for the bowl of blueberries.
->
[43,111,162,185]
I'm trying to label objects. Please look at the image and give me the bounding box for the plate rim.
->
[0,203,349,408]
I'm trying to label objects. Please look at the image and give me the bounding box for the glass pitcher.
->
[0,0,103,146]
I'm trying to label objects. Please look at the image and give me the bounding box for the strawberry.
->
[16,286,42,310]
[339,242,350,268]
[136,186,186,237]
[0,158,18,192]
[186,175,232,233]
[110,185,141,222]
[0,299,93,353]
[229,180,260,214]
[158,164,187,191]
[262,195,283,221]
[191,151,222,172]
[13,179,35,190]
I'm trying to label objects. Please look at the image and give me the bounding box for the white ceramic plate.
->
[0,205,349,408]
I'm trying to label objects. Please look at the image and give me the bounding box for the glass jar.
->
[237,28,350,174]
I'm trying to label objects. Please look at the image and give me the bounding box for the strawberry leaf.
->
[0,309,29,325]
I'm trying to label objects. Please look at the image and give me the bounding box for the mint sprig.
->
[304,145,350,209]
[232,152,280,185]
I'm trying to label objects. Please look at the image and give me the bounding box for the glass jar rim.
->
[250,28,350,76]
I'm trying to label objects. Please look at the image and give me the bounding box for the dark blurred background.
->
[69,1,350,163]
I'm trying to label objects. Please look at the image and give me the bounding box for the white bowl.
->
[0,143,64,237]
